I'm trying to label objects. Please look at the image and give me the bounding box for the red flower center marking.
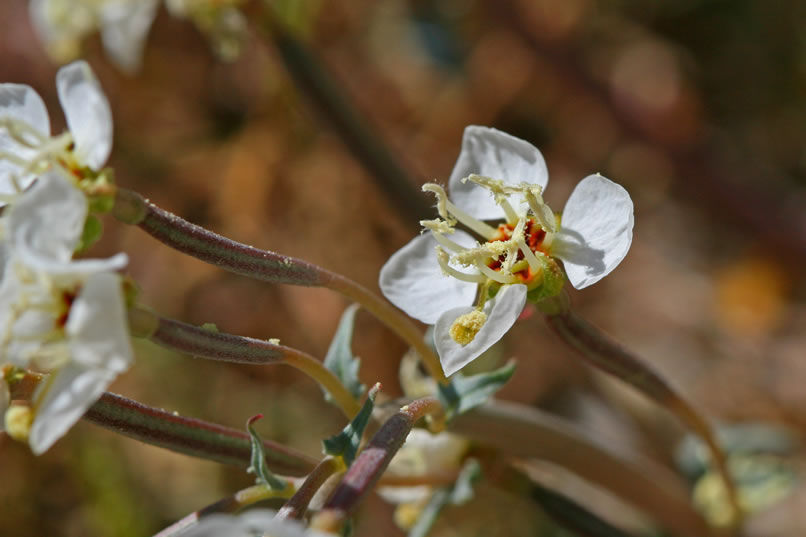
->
[486,219,548,282]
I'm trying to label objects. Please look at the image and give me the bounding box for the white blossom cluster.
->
[0,61,132,454]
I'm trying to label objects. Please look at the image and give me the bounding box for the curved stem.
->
[153,483,295,537]
[141,310,361,418]
[310,397,441,532]
[276,456,345,521]
[541,295,741,527]
[324,274,447,384]
[115,188,447,384]
[11,372,316,477]
[450,399,717,537]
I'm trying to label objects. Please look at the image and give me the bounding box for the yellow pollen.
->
[449,310,487,345]
[5,405,33,443]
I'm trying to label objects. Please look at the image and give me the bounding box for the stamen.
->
[453,242,507,267]
[517,238,543,273]
[524,189,556,233]
[435,247,486,283]
[430,229,470,253]
[421,184,453,222]
[475,260,519,284]
[423,181,498,239]
[465,175,520,224]
[497,196,520,225]
[420,219,469,253]
[445,199,497,239]
[500,219,526,274]
[449,310,487,345]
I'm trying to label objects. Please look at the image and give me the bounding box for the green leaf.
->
[323,304,366,403]
[437,361,516,419]
[407,459,482,537]
[246,415,288,490]
[322,383,379,466]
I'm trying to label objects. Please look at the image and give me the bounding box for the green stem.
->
[114,188,447,384]
[136,308,361,418]
[542,296,741,527]
[311,397,442,532]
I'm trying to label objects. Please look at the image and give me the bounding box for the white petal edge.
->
[100,0,159,73]
[0,83,51,198]
[379,232,478,325]
[448,126,548,220]
[9,170,87,265]
[434,283,527,376]
[28,364,116,455]
[181,509,333,537]
[0,83,51,139]
[66,272,133,371]
[56,61,113,170]
[552,174,634,289]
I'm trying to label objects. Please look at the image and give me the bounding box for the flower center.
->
[420,175,559,346]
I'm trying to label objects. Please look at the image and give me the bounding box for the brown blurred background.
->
[1,0,805,535]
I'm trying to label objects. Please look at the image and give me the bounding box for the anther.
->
[435,247,486,283]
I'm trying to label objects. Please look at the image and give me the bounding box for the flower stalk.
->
[310,397,442,533]
[114,188,448,384]
[276,456,345,521]
[132,308,362,418]
[7,373,317,475]
[541,295,742,526]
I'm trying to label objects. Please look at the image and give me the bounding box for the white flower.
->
[0,169,131,454]
[29,0,159,73]
[180,508,334,537]
[380,126,634,376]
[0,60,113,204]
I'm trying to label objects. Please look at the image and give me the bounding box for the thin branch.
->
[310,397,442,532]
[114,188,447,384]
[139,310,361,418]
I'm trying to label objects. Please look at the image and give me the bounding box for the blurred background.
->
[1,0,805,535]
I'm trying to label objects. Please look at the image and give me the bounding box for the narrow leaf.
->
[407,459,482,537]
[246,415,288,490]
[437,361,516,418]
[323,304,365,401]
[322,384,380,466]
[530,481,641,537]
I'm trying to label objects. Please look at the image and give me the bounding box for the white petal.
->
[66,272,132,371]
[379,232,478,325]
[448,126,548,220]
[56,60,113,170]
[99,0,159,73]
[434,284,527,376]
[9,170,87,265]
[0,83,51,196]
[0,83,51,138]
[553,174,634,289]
[28,364,116,455]
[182,509,332,537]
